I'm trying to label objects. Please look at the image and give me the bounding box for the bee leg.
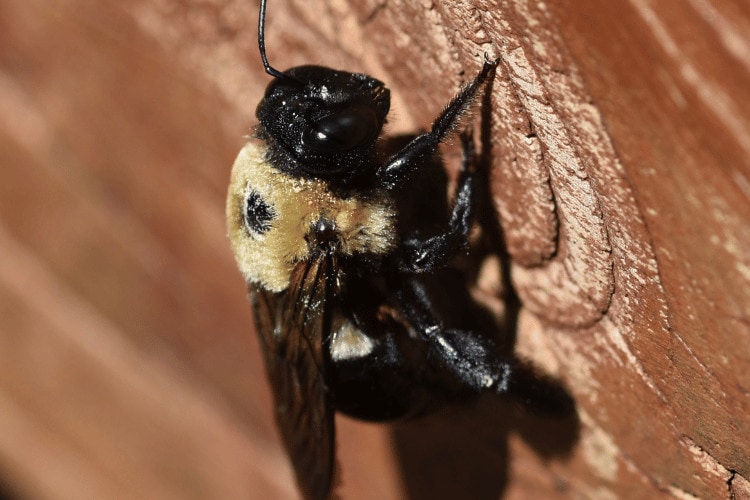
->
[377,57,498,189]
[397,278,576,416]
[396,278,514,394]
[427,326,574,417]
[399,131,478,273]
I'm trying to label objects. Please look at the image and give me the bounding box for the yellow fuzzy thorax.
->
[226,143,397,292]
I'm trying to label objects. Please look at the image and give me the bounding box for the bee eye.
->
[244,189,276,235]
[303,104,379,153]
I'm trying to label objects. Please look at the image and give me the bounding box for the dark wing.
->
[250,251,337,500]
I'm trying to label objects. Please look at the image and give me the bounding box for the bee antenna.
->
[258,0,287,79]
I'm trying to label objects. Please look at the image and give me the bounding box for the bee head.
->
[256,67,390,180]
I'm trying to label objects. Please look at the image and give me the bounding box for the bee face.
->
[256,66,390,179]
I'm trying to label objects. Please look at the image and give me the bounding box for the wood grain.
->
[0,0,748,498]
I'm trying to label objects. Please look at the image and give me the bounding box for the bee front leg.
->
[377,57,498,189]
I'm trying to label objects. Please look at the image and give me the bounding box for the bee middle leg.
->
[399,131,479,273]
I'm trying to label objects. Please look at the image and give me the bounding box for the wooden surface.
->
[0,0,748,499]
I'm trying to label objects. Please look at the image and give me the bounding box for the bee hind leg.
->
[397,277,576,417]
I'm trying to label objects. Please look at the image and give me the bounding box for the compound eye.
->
[303,104,379,153]
[244,189,276,236]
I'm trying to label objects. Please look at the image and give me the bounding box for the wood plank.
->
[0,0,747,498]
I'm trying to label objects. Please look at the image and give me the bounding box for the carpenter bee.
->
[227,1,573,498]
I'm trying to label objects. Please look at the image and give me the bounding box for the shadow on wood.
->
[392,397,580,500]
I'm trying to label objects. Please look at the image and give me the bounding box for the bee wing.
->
[250,252,337,500]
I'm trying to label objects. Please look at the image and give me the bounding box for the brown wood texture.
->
[0,0,748,499]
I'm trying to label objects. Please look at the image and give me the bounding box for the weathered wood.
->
[0,0,747,498]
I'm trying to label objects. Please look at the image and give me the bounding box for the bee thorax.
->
[227,143,397,292]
